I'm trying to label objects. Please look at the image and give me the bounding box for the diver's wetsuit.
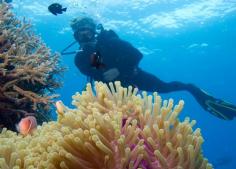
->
[74,29,236,120]
[75,29,189,93]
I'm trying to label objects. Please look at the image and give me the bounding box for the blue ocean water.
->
[12,0,236,168]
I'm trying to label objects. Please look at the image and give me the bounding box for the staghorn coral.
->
[0,3,64,131]
[0,81,213,169]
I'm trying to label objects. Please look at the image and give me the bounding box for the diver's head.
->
[70,17,96,45]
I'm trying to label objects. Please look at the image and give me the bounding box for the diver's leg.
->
[130,68,236,120]
[130,69,189,93]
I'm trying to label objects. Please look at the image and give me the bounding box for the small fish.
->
[16,116,37,136]
[90,51,105,69]
[48,3,67,16]
[55,100,66,115]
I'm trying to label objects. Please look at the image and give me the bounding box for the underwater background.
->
[11,0,236,168]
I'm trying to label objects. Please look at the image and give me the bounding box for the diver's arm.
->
[74,52,103,80]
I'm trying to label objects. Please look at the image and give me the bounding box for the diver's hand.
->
[103,68,120,81]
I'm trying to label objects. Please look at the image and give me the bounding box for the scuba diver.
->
[61,16,236,120]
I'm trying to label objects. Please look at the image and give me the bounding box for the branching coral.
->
[0,81,213,169]
[0,3,64,131]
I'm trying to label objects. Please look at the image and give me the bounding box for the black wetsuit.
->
[74,29,236,120]
[75,29,189,93]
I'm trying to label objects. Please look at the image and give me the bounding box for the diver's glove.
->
[188,84,236,120]
[103,68,120,82]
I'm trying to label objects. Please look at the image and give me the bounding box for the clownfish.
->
[16,116,37,136]
[55,100,66,115]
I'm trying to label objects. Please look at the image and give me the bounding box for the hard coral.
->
[0,81,213,169]
[0,3,64,131]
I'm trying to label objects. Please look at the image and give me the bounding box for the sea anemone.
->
[0,81,212,169]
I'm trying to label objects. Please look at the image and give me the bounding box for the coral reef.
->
[0,3,64,131]
[0,81,213,169]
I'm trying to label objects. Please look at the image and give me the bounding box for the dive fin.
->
[188,84,236,120]
[205,99,236,120]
